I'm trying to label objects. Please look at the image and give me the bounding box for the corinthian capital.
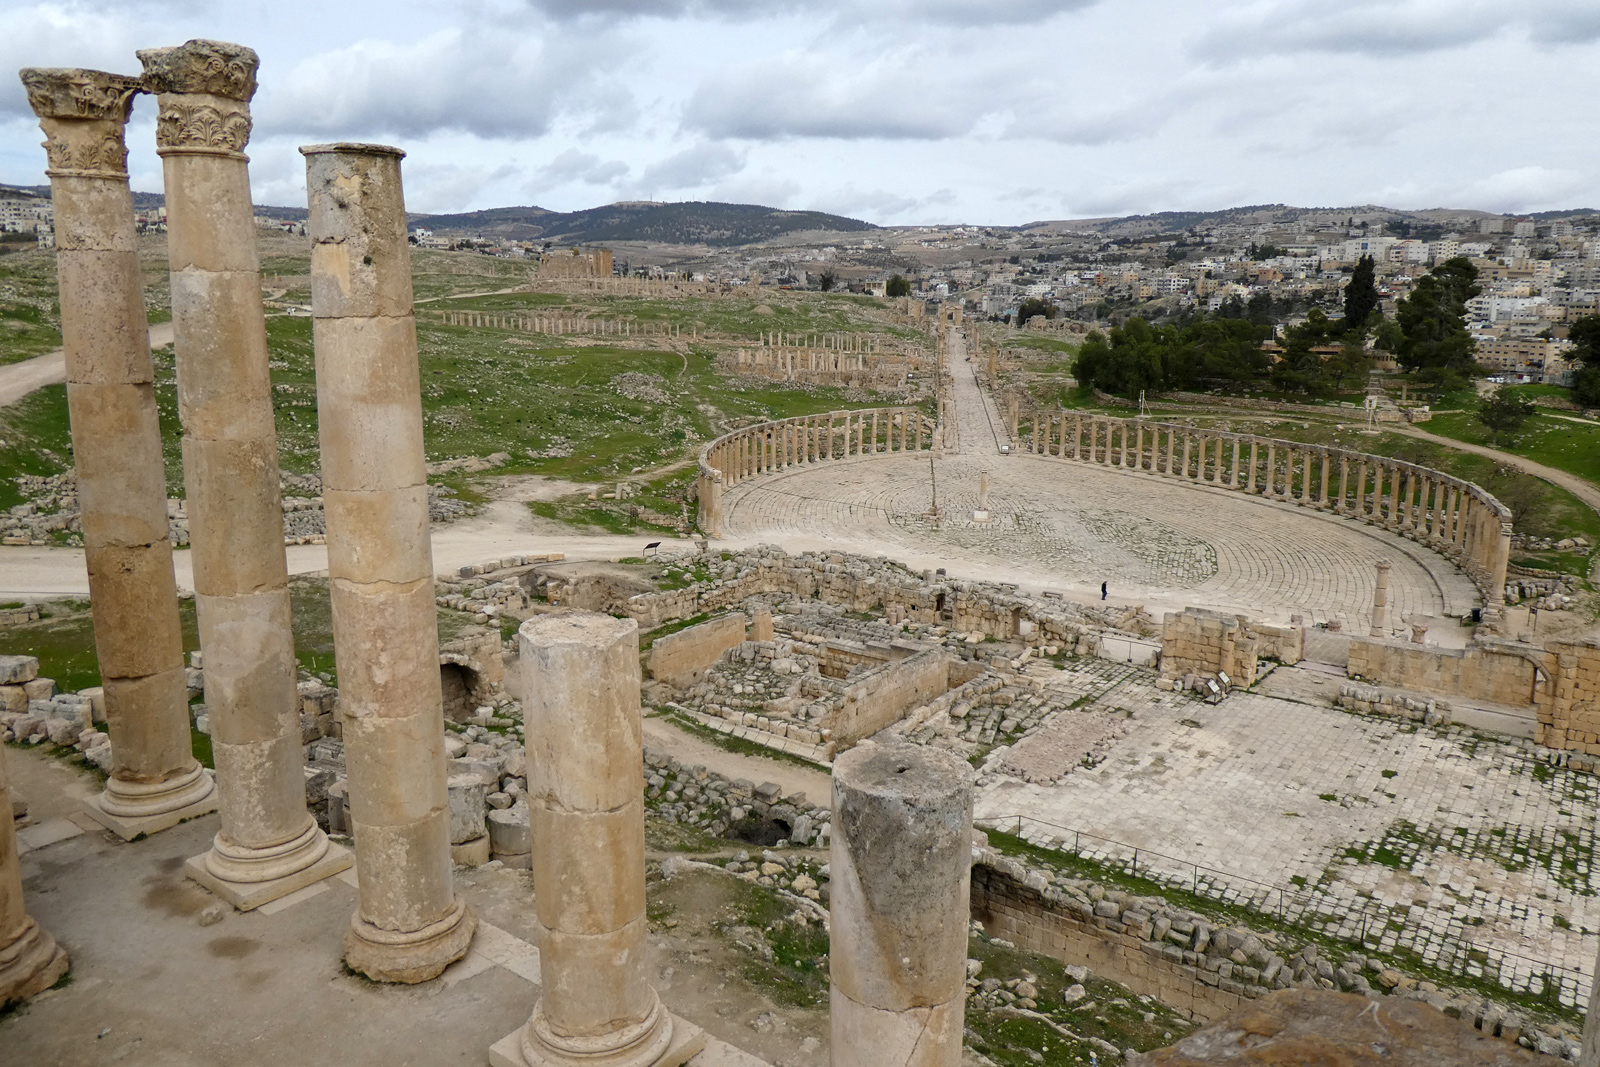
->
[137,39,258,101]
[138,40,257,156]
[18,68,139,178]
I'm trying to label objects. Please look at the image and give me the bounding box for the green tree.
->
[1344,254,1379,334]
[1569,313,1600,407]
[1475,386,1537,446]
[1393,256,1480,377]
[1017,297,1057,322]
[885,274,910,297]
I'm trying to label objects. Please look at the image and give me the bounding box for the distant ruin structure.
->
[536,245,612,280]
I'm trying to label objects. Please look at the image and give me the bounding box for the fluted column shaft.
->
[304,142,474,982]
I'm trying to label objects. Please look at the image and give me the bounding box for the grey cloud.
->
[630,142,744,194]
[1193,0,1502,61]
[684,54,986,141]
[524,0,1094,25]
[1192,0,1600,61]
[256,27,621,140]
[536,149,630,186]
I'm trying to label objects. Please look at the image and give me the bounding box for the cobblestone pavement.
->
[946,328,1005,455]
[721,451,1479,626]
[974,660,1599,1007]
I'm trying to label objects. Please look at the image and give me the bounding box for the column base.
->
[0,917,69,1006]
[81,780,219,842]
[343,896,476,984]
[490,1013,706,1067]
[185,839,352,911]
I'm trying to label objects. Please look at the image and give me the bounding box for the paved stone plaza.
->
[721,453,1480,627]
[973,658,1599,1009]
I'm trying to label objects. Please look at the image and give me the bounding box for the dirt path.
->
[0,322,176,407]
[642,716,832,802]
[1388,423,1600,516]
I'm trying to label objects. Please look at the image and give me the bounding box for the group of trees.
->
[1073,255,1382,399]
[1377,257,1480,388]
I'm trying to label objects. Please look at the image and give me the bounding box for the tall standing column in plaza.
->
[493,613,704,1067]
[302,143,475,982]
[21,68,217,839]
[831,740,973,1067]
[139,39,350,908]
[1370,560,1392,638]
[0,745,68,1005]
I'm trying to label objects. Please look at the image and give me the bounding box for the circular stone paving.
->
[720,452,1480,625]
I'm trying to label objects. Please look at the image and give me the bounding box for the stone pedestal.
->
[20,67,215,840]
[142,39,348,910]
[303,142,473,982]
[0,747,69,1006]
[492,613,704,1067]
[831,739,973,1067]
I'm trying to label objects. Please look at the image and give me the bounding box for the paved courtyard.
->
[722,452,1480,627]
[972,658,1598,1009]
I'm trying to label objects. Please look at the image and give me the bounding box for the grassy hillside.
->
[0,239,931,518]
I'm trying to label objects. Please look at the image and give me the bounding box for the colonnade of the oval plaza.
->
[1013,410,1512,609]
[696,406,935,537]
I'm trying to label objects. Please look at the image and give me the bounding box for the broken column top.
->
[299,142,406,159]
[137,39,258,100]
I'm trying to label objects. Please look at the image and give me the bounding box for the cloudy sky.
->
[2,0,1597,225]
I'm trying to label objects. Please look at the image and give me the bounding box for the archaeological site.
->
[3,33,1600,1067]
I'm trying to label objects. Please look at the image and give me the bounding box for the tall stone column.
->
[139,39,350,909]
[302,143,475,982]
[1370,560,1392,638]
[21,67,217,840]
[0,745,69,1005]
[831,740,973,1067]
[492,613,705,1067]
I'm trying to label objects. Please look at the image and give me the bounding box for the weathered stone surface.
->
[1130,989,1540,1066]
[0,657,39,685]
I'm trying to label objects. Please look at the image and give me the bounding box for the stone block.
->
[488,799,531,857]
[0,655,40,685]
[22,677,55,702]
[447,774,488,845]
[0,686,27,714]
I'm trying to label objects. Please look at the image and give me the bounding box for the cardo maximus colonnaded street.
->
[7,26,1600,1067]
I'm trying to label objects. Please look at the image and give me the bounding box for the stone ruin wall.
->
[535,246,612,279]
[647,613,750,687]
[1158,609,1306,692]
[1348,634,1600,762]
[968,846,1565,1055]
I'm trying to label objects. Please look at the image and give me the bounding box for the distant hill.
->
[410,200,876,246]
[1022,203,1600,237]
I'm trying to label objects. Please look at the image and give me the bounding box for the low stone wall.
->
[648,614,749,687]
[1347,635,1542,709]
[968,847,1569,1055]
[1346,633,1600,764]
[828,647,952,747]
